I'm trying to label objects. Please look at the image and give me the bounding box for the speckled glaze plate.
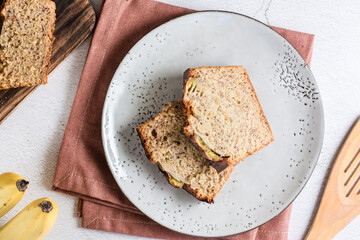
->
[102,11,324,237]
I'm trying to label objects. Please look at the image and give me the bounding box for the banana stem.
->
[39,201,53,213]
[15,179,29,192]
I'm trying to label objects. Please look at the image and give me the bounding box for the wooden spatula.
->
[305,118,360,240]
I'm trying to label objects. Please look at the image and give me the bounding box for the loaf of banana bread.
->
[0,0,56,89]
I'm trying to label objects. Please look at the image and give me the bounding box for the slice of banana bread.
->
[183,66,274,165]
[137,101,234,203]
[0,0,56,89]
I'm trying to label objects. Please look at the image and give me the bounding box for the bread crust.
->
[0,0,56,89]
[183,66,274,165]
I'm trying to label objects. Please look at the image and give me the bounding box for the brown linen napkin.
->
[53,0,315,239]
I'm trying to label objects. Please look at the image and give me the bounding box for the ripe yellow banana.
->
[0,172,29,218]
[0,197,58,240]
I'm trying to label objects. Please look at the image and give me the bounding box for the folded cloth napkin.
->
[53,0,314,239]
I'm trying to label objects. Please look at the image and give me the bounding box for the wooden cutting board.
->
[0,0,96,124]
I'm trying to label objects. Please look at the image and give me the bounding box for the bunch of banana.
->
[0,172,58,240]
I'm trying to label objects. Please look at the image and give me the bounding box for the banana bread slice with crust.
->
[0,0,56,89]
[137,101,234,203]
[183,66,274,165]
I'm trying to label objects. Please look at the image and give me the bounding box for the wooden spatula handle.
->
[305,202,360,240]
[306,118,360,240]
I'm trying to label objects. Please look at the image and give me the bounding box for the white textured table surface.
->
[1,0,359,239]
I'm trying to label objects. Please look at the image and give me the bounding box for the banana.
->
[0,197,58,240]
[0,172,29,218]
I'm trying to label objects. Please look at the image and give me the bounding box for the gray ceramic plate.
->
[102,11,324,237]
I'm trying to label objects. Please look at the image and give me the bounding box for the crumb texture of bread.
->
[183,66,274,164]
[0,0,55,89]
[137,101,234,203]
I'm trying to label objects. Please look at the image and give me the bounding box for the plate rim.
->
[101,10,324,237]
